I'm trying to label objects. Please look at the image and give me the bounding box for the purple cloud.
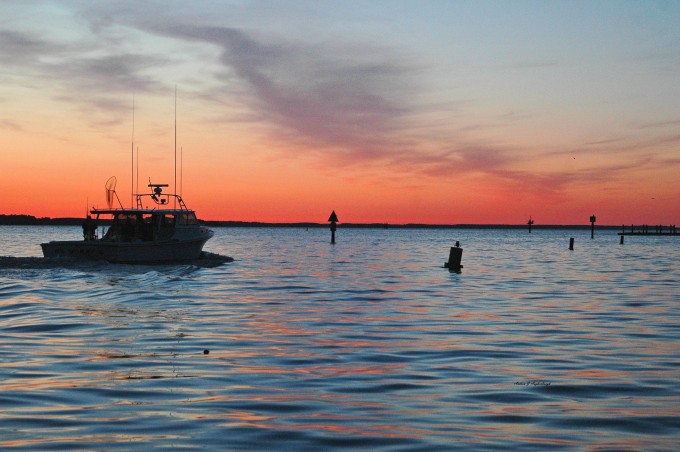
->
[148,25,417,163]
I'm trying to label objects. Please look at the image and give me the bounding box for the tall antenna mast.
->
[131,93,135,208]
[136,146,139,208]
[180,146,183,198]
[174,86,177,209]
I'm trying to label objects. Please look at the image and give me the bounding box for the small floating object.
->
[444,241,463,272]
[203,349,210,355]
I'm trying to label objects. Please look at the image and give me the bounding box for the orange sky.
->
[1,1,679,224]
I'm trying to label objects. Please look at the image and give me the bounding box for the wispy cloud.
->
[0,118,22,131]
[0,26,166,122]
[0,29,65,65]
[145,24,419,161]
[500,59,559,70]
[140,22,556,189]
[633,119,680,129]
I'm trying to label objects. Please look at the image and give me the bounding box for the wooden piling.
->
[569,237,574,250]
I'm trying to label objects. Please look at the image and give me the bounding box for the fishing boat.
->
[41,178,214,263]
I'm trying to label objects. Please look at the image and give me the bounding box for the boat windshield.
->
[177,212,198,225]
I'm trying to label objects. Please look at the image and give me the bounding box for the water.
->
[1,225,679,450]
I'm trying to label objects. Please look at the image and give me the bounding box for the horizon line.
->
[0,213,655,229]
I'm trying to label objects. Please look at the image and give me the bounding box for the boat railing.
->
[135,193,189,210]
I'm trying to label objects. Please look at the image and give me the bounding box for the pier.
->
[618,224,678,236]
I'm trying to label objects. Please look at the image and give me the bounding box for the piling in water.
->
[590,214,596,239]
[445,242,463,272]
[569,237,574,250]
[328,210,339,244]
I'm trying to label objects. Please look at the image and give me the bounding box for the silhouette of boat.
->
[41,179,214,263]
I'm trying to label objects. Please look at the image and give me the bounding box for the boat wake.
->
[0,252,233,270]
[191,252,235,268]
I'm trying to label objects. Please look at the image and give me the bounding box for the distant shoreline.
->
[0,214,624,229]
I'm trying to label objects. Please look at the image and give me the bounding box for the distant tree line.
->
[0,214,82,225]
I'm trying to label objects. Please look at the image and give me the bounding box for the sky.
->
[1,0,679,224]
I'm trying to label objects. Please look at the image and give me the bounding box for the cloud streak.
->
[141,22,565,191]
[0,26,166,122]
[145,24,418,161]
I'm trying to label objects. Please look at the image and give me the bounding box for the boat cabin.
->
[98,210,199,242]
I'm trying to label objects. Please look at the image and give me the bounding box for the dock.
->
[618,225,678,236]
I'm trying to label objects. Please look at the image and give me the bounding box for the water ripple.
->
[0,227,679,450]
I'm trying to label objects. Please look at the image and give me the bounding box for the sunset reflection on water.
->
[1,227,679,449]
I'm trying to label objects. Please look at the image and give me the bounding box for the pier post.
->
[328,210,339,244]
[620,235,624,245]
[569,237,574,250]
[590,214,596,239]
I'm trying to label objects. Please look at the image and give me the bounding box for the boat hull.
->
[41,236,212,264]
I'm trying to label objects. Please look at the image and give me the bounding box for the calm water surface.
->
[1,226,679,450]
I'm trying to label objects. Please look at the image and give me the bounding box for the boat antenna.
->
[180,146,183,198]
[174,85,177,209]
[136,145,139,208]
[131,92,135,209]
